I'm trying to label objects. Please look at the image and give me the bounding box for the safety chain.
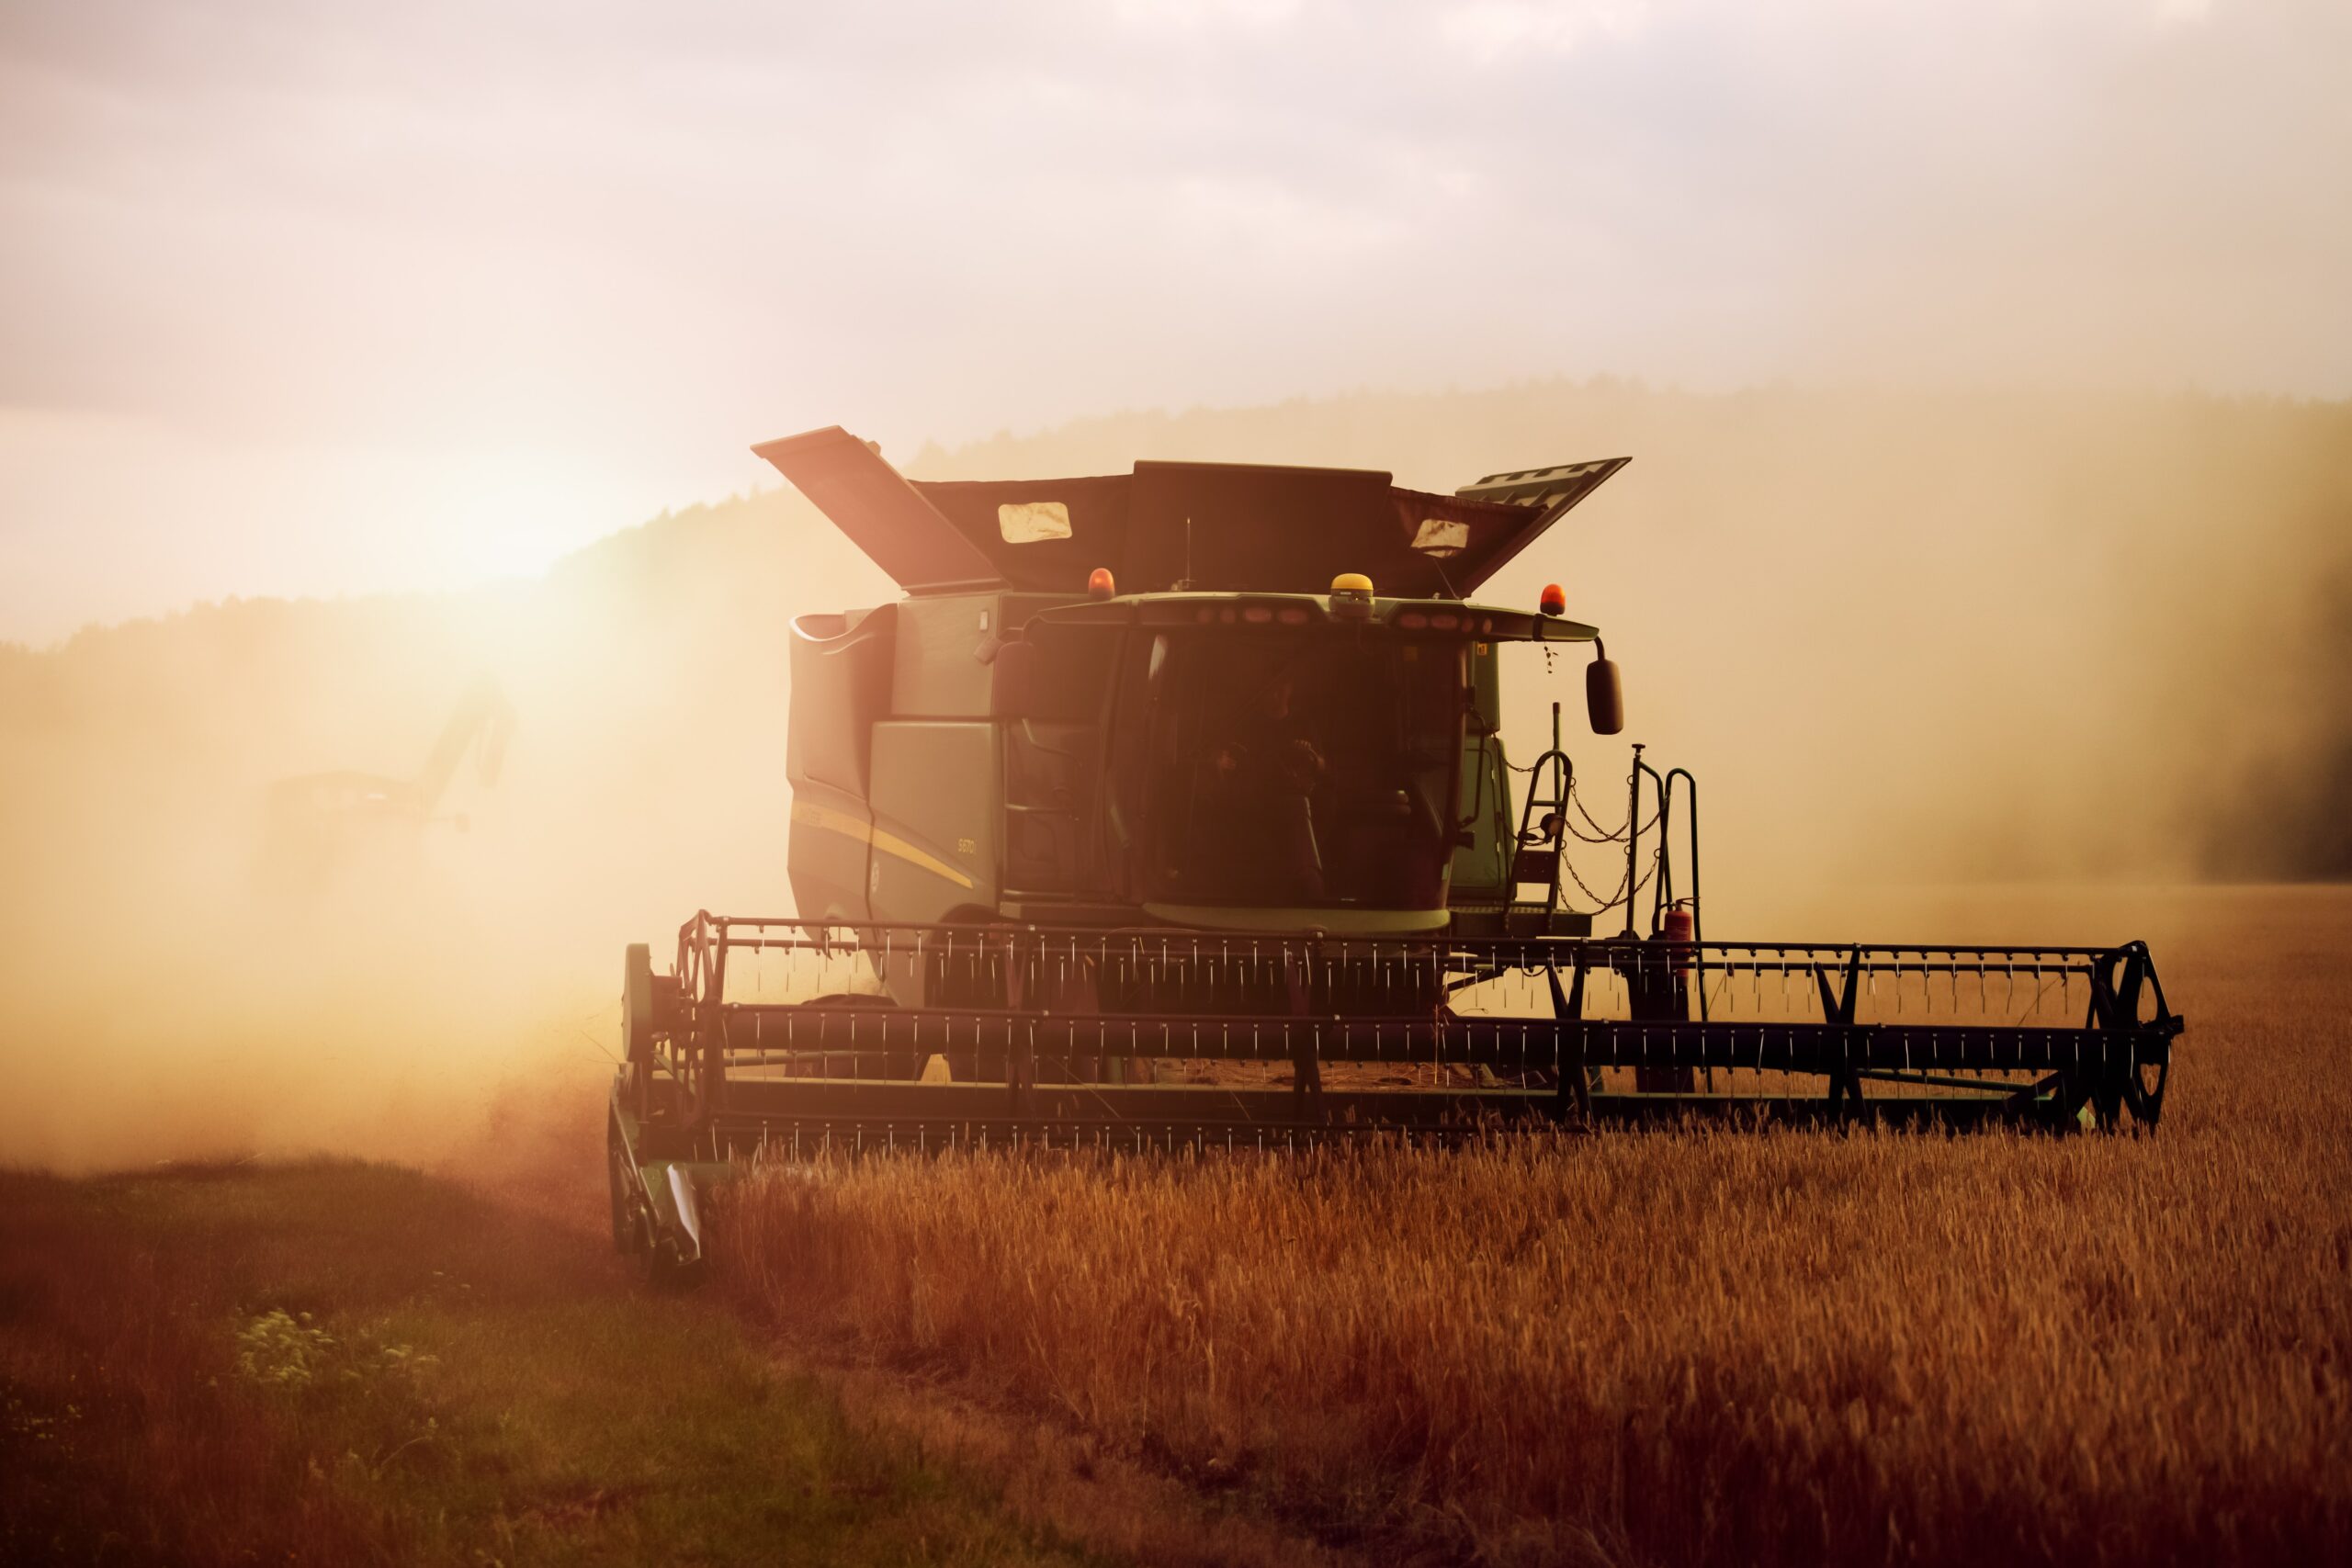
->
[1552,846,1665,921]
[1557,853,1631,912]
[1500,750,1667,914]
[1503,767,1658,845]
[1568,778,1659,845]
[1553,844,1660,917]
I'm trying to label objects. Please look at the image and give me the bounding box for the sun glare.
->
[427,460,613,589]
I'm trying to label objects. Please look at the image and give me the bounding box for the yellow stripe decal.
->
[871,827,977,889]
[791,800,976,890]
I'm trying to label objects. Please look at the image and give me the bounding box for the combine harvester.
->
[609,428,2183,1280]
[259,675,517,896]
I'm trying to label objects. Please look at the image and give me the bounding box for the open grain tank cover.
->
[753,425,1629,598]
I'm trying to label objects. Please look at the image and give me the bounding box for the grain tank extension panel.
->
[753,425,1628,598]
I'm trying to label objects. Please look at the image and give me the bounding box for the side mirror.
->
[1586,651,1623,735]
[990,637,1041,718]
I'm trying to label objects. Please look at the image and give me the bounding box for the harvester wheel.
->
[2117,962,2170,1131]
[622,943,654,1066]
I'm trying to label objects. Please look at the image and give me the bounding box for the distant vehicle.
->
[257,676,516,894]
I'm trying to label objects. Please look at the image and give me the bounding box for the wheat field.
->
[715,889,2350,1566]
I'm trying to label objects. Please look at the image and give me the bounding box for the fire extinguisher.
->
[1633,899,1702,1092]
[1660,900,1696,975]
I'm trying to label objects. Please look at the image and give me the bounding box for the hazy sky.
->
[3,0,2346,644]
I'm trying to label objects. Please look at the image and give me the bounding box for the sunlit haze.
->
[4,0,2347,643]
[5,11,2348,1556]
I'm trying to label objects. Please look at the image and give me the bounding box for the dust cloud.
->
[0,491,888,1173]
[2,381,2346,1171]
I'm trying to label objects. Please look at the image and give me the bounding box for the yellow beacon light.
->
[1329,571,1374,618]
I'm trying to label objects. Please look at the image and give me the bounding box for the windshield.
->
[1128,628,1465,910]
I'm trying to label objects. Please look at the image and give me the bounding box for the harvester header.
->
[604,425,2183,1287]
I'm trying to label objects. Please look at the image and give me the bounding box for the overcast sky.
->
[3,0,2346,643]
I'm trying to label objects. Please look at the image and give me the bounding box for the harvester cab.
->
[605,427,2183,1287]
[763,426,1629,949]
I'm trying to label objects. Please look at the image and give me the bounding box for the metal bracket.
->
[1546,955,1592,1120]
[1284,949,1327,1122]
[1813,950,1865,1115]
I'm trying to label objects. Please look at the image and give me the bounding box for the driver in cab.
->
[1207,672,1327,899]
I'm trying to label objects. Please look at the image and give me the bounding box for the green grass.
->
[0,1159,1108,1567]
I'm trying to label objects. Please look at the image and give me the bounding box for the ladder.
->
[1512,703,1573,917]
